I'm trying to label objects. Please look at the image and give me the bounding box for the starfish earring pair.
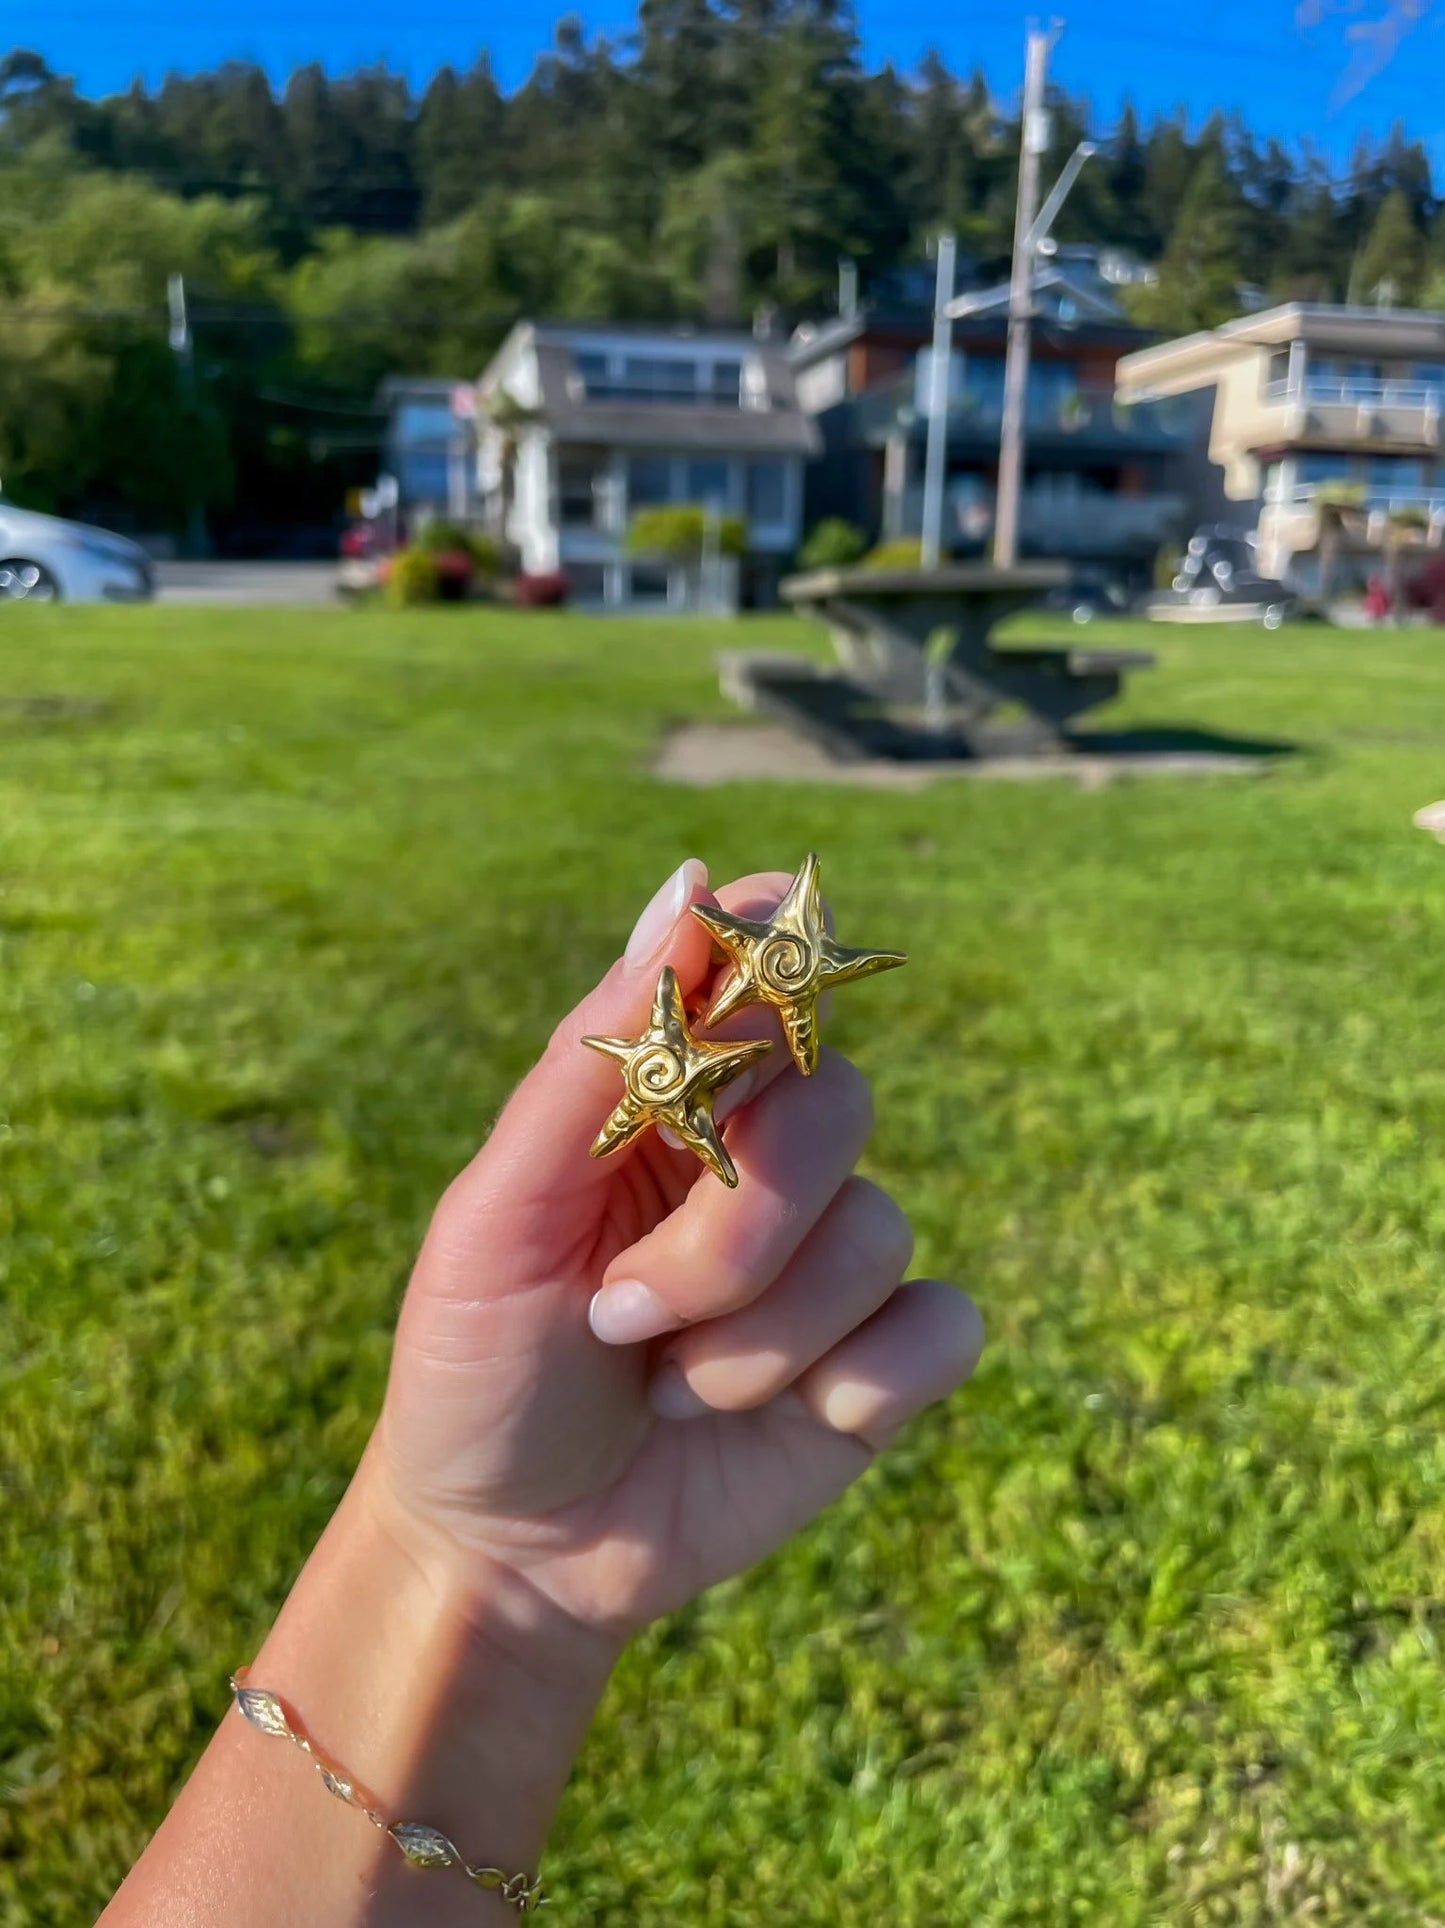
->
[583,854,906,1187]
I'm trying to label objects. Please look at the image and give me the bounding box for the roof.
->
[1117,301,1445,401]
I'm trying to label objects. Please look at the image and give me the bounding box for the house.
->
[789,256,1195,582]
[376,377,472,519]
[1115,303,1445,591]
[472,321,818,611]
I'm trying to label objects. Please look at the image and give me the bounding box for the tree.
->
[1129,155,1244,335]
[1352,186,1423,305]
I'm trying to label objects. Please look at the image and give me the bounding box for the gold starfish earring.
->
[690,852,906,1076]
[582,965,773,1187]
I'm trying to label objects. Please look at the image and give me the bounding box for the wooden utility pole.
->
[994,26,1054,567]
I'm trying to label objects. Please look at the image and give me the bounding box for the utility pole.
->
[168,273,207,558]
[994,26,1054,568]
[919,230,957,569]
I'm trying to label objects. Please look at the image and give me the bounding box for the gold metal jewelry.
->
[228,1668,546,1912]
[582,964,772,1187]
[690,852,906,1075]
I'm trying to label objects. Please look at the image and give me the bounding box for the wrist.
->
[239,1447,616,1916]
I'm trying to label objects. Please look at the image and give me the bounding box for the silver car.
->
[0,502,153,603]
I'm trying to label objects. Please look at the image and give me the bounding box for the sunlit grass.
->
[5,605,1445,1922]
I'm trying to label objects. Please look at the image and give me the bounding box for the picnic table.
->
[720,563,1156,760]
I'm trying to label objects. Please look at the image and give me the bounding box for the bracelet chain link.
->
[229,1667,547,1912]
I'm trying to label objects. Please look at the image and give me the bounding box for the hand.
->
[375,861,984,1639]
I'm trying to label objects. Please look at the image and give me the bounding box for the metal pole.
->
[994,27,1054,567]
[168,273,207,558]
[920,231,957,569]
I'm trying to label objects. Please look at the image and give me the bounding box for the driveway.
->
[155,562,339,606]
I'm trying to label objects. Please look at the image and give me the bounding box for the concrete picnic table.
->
[719,563,1156,760]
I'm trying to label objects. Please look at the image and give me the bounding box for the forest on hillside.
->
[2,3,1441,542]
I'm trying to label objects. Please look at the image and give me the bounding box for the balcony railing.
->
[1262,377,1445,410]
[894,487,1184,549]
[1266,481,1445,518]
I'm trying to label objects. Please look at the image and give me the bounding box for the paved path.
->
[155,562,339,606]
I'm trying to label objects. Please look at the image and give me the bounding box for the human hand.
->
[374,861,984,1641]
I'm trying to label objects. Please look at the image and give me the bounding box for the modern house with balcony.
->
[1115,303,1445,591]
[473,321,817,611]
[789,258,1194,581]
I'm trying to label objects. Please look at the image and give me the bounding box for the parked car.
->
[0,503,153,603]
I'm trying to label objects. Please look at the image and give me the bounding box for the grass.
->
[6,603,1445,1924]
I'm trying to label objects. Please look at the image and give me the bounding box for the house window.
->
[685,457,730,506]
[576,352,610,394]
[709,360,743,405]
[397,402,455,441]
[623,357,699,400]
[628,455,674,507]
[746,459,787,525]
[1416,362,1445,392]
[558,456,603,528]
[1297,452,1355,487]
[628,561,672,605]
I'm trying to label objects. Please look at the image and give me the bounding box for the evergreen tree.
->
[1352,186,1423,305]
[1130,154,1243,334]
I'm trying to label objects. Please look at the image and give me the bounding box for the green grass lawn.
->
[7,604,1445,1924]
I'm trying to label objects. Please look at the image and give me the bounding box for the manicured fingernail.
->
[650,1363,711,1420]
[625,858,708,968]
[713,1068,756,1124]
[588,1278,681,1346]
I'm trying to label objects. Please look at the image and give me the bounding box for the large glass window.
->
[1297,452,1356,486]
[628,455,674,507]
[746,459,787,525]
[623,357,699,399]
[686,457,730,506]
[558,456,603,528]
[575,351,610,394]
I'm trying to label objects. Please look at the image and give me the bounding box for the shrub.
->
[514,570,570,607]
[863,537,925,569]
[627,504,746,559]
[414,518,474,554]
[468,531,501,576]
[797,518,868,571]
[385,547,441,607]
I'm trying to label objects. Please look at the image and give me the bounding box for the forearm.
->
[101,1447,618,1928]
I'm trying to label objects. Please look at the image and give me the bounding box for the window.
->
[1416,362,1445,391]
[746,459,787,525]
[576,351,610,394]
[686,457,730,507]
[558,456,603,528]
[1297,453,1356,487]
[709,360,743,405]
[628,455,674,507]
[623,357,698,399]
[628,562,672,605]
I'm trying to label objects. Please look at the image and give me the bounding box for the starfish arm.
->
[651,964,692,1050]
[695,1032,774,1092]
[689,901,776,961]
[778,990,823,1076]
[703,958,764,1027]
[818,937,908,990]
[581,1033,638,1066]
[774,851,824,939]
[677,1099,739,1188]
[590,1093,649,1160]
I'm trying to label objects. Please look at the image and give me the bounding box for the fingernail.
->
[650,1363,711,1421]
[713,1069,756,1124]
[625,858,708,968]
[588,1278,681,1346]
[658,1124,687,1151]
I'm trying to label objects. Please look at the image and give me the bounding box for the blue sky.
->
[10,0,1445,172]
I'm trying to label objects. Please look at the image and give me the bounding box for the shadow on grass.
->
[1068,724,1300,762]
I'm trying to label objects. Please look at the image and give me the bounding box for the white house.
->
[474,321,819,611]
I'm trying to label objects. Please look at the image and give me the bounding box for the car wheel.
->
[0,559,60,603]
